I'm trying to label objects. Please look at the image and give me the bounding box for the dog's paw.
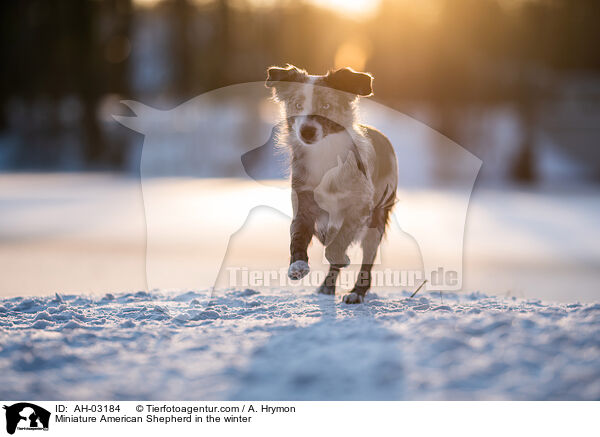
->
[288,260,310,280]
[342,292,364,304]
[317,283,336,295]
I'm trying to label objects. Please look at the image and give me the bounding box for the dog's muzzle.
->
[299,124,317,144]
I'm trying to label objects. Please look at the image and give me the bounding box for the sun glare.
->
[308,0,380,19]
[133,0,162,7]
[334,40,370,71]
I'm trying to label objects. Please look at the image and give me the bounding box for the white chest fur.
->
[300,130,355,189]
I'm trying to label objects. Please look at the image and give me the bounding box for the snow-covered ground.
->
[1,288,599,400]
[1,173,599,400]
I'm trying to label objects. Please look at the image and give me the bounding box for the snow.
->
[1,289,599,400]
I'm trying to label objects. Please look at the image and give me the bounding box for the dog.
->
[265,64,398,303]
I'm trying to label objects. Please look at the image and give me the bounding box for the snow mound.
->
[0,290,598,400]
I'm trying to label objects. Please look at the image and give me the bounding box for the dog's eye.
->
[321,103,330,110]
[295,102,303,110]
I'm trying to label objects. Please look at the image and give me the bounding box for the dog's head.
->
[265,64,373,145]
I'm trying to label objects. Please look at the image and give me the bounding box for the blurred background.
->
[0,0,599,301]
[1,0,600,180]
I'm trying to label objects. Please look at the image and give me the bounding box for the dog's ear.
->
[265,65,306,88]
[325,67,373,97]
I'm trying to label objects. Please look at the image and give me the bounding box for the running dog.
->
[266,64,398,304]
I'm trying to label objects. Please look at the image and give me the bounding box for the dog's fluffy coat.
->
[266,65,398,303]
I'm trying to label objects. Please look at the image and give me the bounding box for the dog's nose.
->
[300,124,317,143]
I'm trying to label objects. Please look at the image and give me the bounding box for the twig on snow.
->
[410,279,428,298]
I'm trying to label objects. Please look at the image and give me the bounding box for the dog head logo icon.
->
[3,403,50,435]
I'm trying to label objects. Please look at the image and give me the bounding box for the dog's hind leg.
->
[342,229,383,304]
[343,202,393,304]
[317,221,356,295]
[317,265,341,295]
[324,226,353,268]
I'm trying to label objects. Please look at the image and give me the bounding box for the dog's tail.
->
[374,184,397,211]
[370,184,397,231]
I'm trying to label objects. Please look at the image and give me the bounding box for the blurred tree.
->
[0,0,599,180]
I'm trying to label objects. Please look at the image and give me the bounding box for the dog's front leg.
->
[316,223,354,295]
[288,190,317,280]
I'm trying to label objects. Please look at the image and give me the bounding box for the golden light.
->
[334,40,370,71]
[309,0,380,19]
[133,0,162,8]
[133,0,381,16]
